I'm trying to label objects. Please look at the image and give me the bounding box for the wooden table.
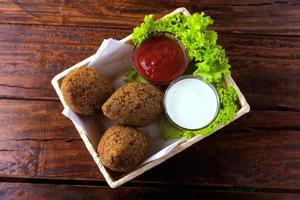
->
[1,1,300,199]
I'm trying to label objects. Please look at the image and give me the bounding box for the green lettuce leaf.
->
[160,116,184,140]
[131,15,155,46]
[124,68,147,83]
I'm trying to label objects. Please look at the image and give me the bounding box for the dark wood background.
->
[1,0,300,199]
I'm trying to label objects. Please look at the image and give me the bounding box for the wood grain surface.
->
[0,0,300,198]
[0,24,129,100]
[1,0,300,35]
[0,99,300,190]
[1,183,300,200]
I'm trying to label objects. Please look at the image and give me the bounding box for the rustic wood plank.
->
[227,110,300,130]
[1,182,299,200]
[217,34,300,111]
[0,0,300,35]
[0,24,130,99]
[0,99,101,179]
[1,24,299,110]
[0,99,300,189]
[138,129,300,189]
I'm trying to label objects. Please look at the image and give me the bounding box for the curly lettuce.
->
[131,13,230,83]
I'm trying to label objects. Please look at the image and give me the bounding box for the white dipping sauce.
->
[164,77,219,130]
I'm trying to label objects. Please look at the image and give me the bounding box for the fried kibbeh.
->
[102,82,163,126]
[61,67,113,115]
[98,125,148,172]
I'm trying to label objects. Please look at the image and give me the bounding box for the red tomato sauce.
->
[133,35,188,84]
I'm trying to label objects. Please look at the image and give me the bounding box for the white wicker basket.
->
[51,7,250,188]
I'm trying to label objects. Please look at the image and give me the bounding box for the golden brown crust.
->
[102,82,163,126]
[98,125,148,172]
[61,67,113,115]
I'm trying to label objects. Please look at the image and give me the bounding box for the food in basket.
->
[98,125,148,172]
[102,82,163,126]
[61,67,113,115]
[133,34,188,84]
[50,8,250,189]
